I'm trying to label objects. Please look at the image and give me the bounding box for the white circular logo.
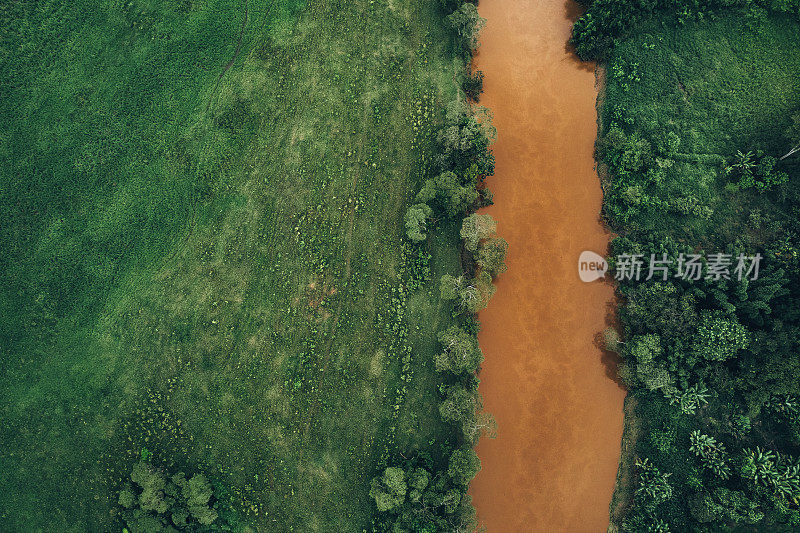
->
[578,251,608,282]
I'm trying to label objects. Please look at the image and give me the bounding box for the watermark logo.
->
[578,251,762,282]
[578,250,608,282]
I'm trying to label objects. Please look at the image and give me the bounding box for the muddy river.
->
[470,0,626,531]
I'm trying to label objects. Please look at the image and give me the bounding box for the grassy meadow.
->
[0,0,467,530]
[600,13,800,243]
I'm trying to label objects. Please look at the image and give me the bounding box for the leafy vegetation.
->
[572,0,800,61]
[577,4,800,531]
[370,2,508,530]
[117,455,224,531]
[0,0,495,530]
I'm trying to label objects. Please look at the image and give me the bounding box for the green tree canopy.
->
[447,447,481,486]
[435,326,484,375]
[446,3,486,52]
[369,467,407,513]
[476,236,508,278]
[119,460,219,531]
[416,170,479,218]
[694,311,749,362]
[404,203,433,243]
[460,213,496,252]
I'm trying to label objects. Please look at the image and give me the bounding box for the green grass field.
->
[601,13,800,243]
[0,0,466,530]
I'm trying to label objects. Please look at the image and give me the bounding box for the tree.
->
[446,3,486,52]
[440,273,466,301]
[470,270,497,313]
[693,311,749,362]
[448,447,481,486]
[460,213,497,252]
[406,467,430,504]
[370,467,407,512]
[131,461,170,514]
[628,334,673,391]
[416,171,478,218]
[689,487,763,524]
[462,409,498,444]
[404,203,433,243]
[439,385,478,427]
[689,430,731,480]
[439,272,495,313]
[119,460,220,530]
[435,326,484,375]
[635,458,672,508]
[725,150,788,191]
[664,383,710,415]
[449,492,479,533]
[184,474,217,525]
[629,333,661,363]
[438,385,495,443]
[118,483,137,509]
[463,69,484,101]
[740,447,800,498]
[476,236,508,278]
[597,126,653,178]
[636,361,673,391]
[436,100,495,175]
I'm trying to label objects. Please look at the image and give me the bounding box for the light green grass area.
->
[0,0,464,530]
[601,13,800,242]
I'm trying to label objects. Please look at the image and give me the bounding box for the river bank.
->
[469,0,626,530]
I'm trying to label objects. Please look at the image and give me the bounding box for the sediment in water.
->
[469,1,626,531]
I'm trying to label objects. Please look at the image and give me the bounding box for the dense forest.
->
[573,1,800,531]
[0,0,495,531]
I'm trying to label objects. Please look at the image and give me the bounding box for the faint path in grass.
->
[206,0,252,111]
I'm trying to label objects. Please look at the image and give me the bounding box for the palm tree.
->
[635,458,673,506]
[726,150,756,176]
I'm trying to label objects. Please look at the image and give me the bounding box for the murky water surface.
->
[470,1,626,531]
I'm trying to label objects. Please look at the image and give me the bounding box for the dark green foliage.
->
[463,69,485,102]
[439,271,496,313]
[369,458,478,533]
[439,384,496,444]
[405,203,434,242]
[436,100,496,177]
[460,213,497,252]
[693,311,749,362]
[689,487,764,524]
[593,9,800,532]
[446,3,485,53]
[447,447,481,487]
[369,467,407,513]
[476,236,508,278]
[724,150,789,191]
[635,458,673,507]
[416,170,479,217]
[571,0,800,61]
[688,430,731,479]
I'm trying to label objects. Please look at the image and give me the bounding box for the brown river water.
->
[470,0,626,531]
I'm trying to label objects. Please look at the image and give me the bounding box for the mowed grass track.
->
[0,0,461,530]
